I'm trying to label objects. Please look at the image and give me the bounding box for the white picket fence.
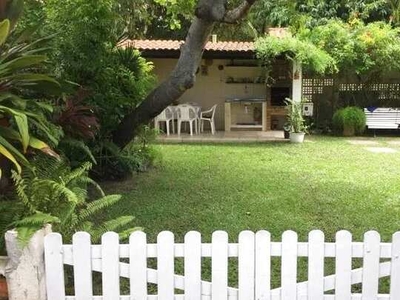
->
[44,230,400,300]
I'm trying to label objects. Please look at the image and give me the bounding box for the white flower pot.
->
[290,132,305,143]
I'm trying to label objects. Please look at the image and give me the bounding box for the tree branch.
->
[223,0,256,24]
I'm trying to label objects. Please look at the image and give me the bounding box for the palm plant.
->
[0,18,60,178]
[285,98,307,133]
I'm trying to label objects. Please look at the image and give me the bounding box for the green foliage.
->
[43,0,155,137]
[249,0,391,35]
[91,134,160,180]
[92,47,155,134]
[256,19,400,79]
[332,106,366,135]
[45,0,117,83]
[285,98,307,133]
[37,0,157,179]
[299,19,357,73]
[255,35,335,74]
[300,19,400,76]
[0,18,61,177]
[353,21,400,74]
[9,155,136,243]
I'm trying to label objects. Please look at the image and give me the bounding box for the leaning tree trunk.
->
[113,0,256,147]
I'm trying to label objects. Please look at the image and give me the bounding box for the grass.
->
[104,136,400,291]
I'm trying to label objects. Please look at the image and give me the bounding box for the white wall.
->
[149,58,267,131]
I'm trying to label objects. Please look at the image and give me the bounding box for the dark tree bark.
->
[113,0,257,147]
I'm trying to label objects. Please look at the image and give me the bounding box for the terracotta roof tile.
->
[120,39,255,53]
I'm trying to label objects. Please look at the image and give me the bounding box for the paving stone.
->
[365,147,398,153]
[348,140,380,145]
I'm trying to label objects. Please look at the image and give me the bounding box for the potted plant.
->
[332,106,366,137]
[285,98,307,143]
[283,121,291,139]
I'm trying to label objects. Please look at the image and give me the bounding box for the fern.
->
[15,227,42,246]
[11,155,136,244]
[14,212,60,227]
[78,195,122,221]
[12,172,35,213]
[33,180,80,203]
[118,227,143,240]
[90,216,135,241]
[59,138,97,164]
[63,162,92,184]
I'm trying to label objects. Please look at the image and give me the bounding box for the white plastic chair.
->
[199,104,217,135]
[176,104,198,136]
[154,106,175,135]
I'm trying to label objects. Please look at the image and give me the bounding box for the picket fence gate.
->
[44,230,400,300]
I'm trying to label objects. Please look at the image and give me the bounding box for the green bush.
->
[91,126,160,180]
[332,106,366,136]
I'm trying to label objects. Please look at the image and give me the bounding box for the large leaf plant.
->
[0,19,60,178]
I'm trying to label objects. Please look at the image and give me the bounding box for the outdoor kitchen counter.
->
[225,97,266,103]
[225,98,267,131]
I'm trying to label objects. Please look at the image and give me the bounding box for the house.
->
[120,38,304,132]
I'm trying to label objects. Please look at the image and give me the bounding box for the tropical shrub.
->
[0,19,61,178]
[42,0,157,179]
[332,106,366,136]
[54,89,99,140]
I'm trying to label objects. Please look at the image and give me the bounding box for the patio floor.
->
[157,130,287,143]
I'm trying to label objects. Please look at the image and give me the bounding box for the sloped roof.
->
[120,39,255,53]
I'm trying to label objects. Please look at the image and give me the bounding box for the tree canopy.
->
[256,19,400,80]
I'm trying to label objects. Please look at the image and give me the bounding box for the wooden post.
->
[5,225,52,300]
[292,60,303,103]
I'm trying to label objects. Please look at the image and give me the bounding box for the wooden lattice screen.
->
[302,78,400,103]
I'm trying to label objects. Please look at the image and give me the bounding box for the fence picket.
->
[255,231,271,300]
[390,232,400,299]
[158,231,175,300]
[102,232,120,300]
[44,233,66,300]
[362,231,381,300]
[41,230,400,300]
[72,232,93,300]
[184,231,202,300]
[281,231,298,300]
[212,231,229,300]
[335,230,352,300]
[239,231,255,300]
[130,231,147,300]
[308,230,324,300]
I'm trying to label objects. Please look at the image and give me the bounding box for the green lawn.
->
[106,136,400,243]
[104,136,400,290]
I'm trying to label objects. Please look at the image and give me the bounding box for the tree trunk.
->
[113,0,256,147]
[113,17,214,147]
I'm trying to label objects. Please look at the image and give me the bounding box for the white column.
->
[5,225,52,300]
[224,102,231,132]
[292,60,303,103]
